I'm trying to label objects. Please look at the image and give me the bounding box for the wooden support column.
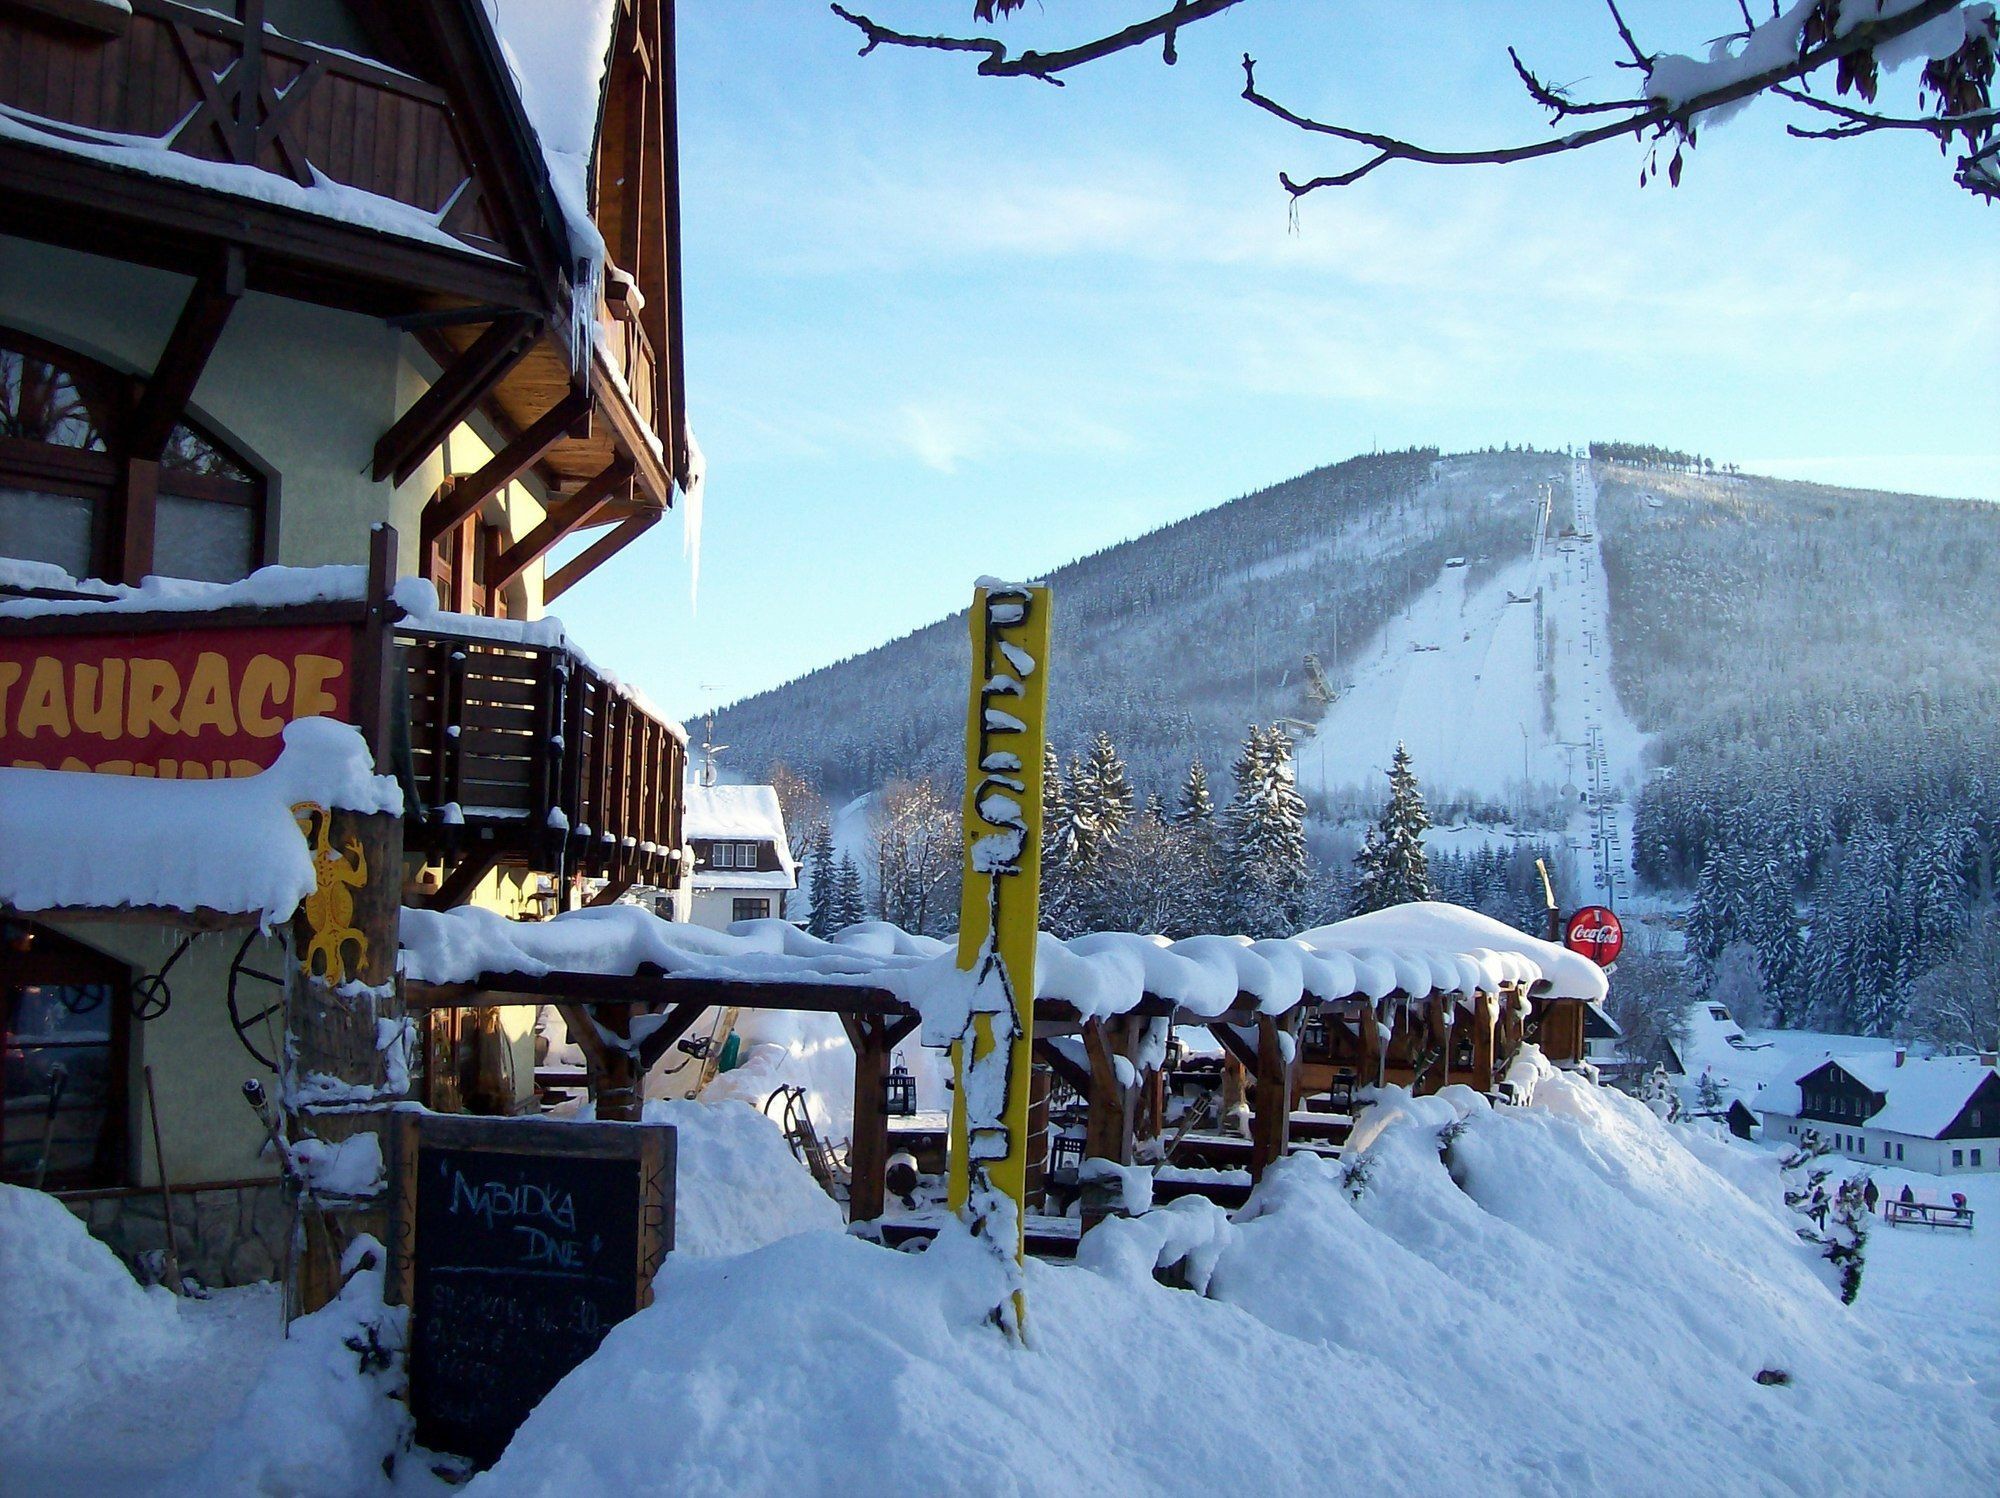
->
[837,1012,920,1224]
[1248,1012,1298,1180]
[1080,1016,1140,1231]
[1470,991,1498,1093]
[561,999,641,1122]
[282,807,405,1321]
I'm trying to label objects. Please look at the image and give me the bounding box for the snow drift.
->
[476,1065,1999,1496]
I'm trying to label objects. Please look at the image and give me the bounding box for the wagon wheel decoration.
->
[128,934,192,1021]
[227,931,287,1070]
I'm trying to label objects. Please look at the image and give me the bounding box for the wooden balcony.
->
[0,0,555,313]
[399,624,684,895]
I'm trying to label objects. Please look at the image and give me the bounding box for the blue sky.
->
[549,1,1999,719]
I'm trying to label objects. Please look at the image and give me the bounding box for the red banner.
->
[0,623,356,778]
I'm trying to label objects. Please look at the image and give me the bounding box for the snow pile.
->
[0,717,401,924]
[638,1097,844,1257]
[0,559,367,617]
[473,1062,1999,1496]
[0,1185,185,1449]
[162,1241,409,1498]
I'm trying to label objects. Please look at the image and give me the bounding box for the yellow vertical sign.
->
[949,580,1050,1339]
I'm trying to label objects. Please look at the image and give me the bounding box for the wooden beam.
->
[373,313,538,484]
[587,876,636,908]
[840,1011,895,1224]
[420,848,501,911]
[1207,1020,1260,1077]
[112,457,158,587]
[634,1000,712,1072]
[544,509,660,601]
[127,246,246,460]
[420,388,588,546]
[1249,1012,1297,1180]
[491,456,633,594]
[1032,1036,1091,1098]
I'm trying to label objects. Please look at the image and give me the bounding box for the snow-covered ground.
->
[6,1066,1996,1496]
[1298,455,1648,909]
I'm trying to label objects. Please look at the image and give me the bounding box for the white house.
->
[1758,1052,2000,1175]
[683,782,796,929]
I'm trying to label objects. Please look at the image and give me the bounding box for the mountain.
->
[712,446,1562,803]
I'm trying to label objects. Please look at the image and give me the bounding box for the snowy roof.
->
[685,783,793,864]
[1297,902,1609,1003]
[0,719,401,926]
[400,898,1592,1045]
[1767,1053,1998,1139]
[691,869,797,892]
[483,0,615,275]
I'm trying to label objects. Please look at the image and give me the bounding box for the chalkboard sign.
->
[387,1112,674,1469]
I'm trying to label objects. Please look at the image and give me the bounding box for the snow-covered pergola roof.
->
[399,897,1605,1043]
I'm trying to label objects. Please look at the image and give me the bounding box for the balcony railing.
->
[1,0,505,258]
[399,625,683,890]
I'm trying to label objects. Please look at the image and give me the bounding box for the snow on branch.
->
[1244,0,1996,200]
[829,0,1248,84]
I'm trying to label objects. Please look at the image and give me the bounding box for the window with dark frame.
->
[731,897,771,923]
[0,328,269,587]
[1,921,131,1190]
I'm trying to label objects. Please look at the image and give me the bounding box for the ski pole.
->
[30,1063,68,1190]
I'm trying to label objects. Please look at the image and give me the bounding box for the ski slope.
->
[1296,455,1646,907]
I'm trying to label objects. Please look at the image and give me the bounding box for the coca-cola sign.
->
[1564,906,1625,966]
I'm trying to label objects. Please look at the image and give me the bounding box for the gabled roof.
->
[685,783,795,871]
[1770,1054,1999,1138]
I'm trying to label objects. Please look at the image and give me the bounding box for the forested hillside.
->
[1599,465,2000,1036]
[713,447,1557,798]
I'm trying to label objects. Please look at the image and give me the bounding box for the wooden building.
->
[1759,1052,2000,1176]
[0,0,698,1290]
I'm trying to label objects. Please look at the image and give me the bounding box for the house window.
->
[1952,1149,1963,1168]
[1,921,130,1189]
[1,329,269,585]
[731,898,771,923]
[1884,1141,1892,1159]
[1974,1150,1984,1168]
[1896,1143,1904,1161]
[710,842,758,870]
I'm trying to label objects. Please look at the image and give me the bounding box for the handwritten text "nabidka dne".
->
[448,1169,594,1269]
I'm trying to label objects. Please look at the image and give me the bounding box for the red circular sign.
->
[1564,906,1624,966]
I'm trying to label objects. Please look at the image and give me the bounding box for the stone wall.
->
[64,1182,288,1289]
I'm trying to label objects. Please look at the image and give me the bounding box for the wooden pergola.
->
[403,963,1557,1231]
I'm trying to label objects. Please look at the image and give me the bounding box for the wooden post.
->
[1415,993,1451,1096]
[1358,998,1384,1089]
[284,806,407,1320]
[562,1001,641,1122]
[1080,1017,1138,1231]
[841,1012,892,1224]
[1249,1012,1297,1180]
[1470,991,1498,1093]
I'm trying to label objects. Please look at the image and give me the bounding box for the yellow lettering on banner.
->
[126,659,181,737]
[239,655,290,737]
[59,757,88,771]
[230,758,260,776]
[98,760,132,775]
[13,758,48,769]
[180,760,209,780]
[19,657,70,738]
[179,652,239,736]
[0,661,21,723]
[292,653,343,719]
[72,660,126,740]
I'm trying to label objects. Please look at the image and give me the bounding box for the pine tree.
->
[1349,742,1432,915]
[1223,724,1310,937]
[1175,756,1214,823]
[806,820,837,937]
[828,855,867,933]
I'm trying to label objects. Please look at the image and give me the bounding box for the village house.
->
[682,780,796,929]
[1758,1052,2000,1175]
[0,0,698,1290]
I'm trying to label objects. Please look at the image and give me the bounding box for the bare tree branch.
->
[829,0,1248,85]
[1245,0,1974,200]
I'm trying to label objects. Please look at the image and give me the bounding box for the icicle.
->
[680,418,706,611]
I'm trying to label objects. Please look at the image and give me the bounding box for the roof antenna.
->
[696,686,728,788]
